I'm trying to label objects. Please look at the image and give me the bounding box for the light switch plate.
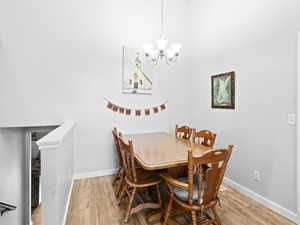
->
[253,170,260,182]
[288,113,296,125]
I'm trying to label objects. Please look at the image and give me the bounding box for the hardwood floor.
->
[64,176,295,225]
[32,205,42,225]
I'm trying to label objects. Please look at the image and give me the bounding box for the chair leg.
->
[115,173,124,198]
[156,184,162,207]
[118,183,127,204]
[211,206,221,225]
[112,168,121,185]
[124,187,136,223]
[191,210,197,225]
[163,196,173,225]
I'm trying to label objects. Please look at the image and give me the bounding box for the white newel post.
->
[37,120,75,225]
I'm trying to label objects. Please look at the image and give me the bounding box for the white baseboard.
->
[73,168,118,180]
[62,179,74,225]
[224,177,298,223]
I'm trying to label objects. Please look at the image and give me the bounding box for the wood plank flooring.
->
[32,205,42,225]
[64,176,295,225]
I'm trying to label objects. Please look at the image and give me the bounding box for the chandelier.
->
[143,0,182,65]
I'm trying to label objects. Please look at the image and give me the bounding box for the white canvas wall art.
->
[122,46,153,95]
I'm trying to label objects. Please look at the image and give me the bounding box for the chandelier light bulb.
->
[143,44,153,56]
[151,49,159,59]
[157,37,168,51]
[166,49,175,59]
[172,43,182,54]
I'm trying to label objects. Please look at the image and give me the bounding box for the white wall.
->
[0,0,193,174]
[0,129,24,225]
[189,0,300,213]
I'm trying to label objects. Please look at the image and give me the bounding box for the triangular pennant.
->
[112,105,118,112]
[125,109,131,115]
[119,107,124,114]
[160,104,166,110]
[153,107,159,113]
[107,102,113,109]
[145,109,150,116]
[136,110,141,116]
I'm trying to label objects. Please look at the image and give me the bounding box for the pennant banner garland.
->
[104,97,168,116]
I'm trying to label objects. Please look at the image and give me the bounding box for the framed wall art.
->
[211,71,235,109]
[122,46,153,95]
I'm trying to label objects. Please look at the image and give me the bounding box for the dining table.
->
[124,132,212,224]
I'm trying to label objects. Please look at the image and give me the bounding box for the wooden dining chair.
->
[192,129,217,148]
[175,125,193,140]
[112,128,125,198]
[161,145,234,225]
[172,125,193,178]
[117,133,162,223]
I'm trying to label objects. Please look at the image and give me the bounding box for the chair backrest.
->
[175,125,193,140]
[112,127,120,152]
[192,130,216,147]
[117,133,137,183]
[112,127,122,168]
[186,145,233,206]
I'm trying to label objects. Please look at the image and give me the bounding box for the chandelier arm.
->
[153,57,159,65]
[171,55,179,63]
[165,54,178,65]
[165,56,171,65]
[166,56,174,65]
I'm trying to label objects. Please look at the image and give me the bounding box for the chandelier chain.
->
[161,0,165,37]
